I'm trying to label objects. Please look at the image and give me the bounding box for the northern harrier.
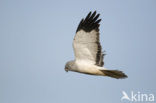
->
[65,11,127,79]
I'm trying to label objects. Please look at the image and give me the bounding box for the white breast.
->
[74,60,104,75]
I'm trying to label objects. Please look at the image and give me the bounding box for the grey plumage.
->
[65,11,127,79]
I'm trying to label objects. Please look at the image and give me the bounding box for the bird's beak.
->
[65,68,68,72]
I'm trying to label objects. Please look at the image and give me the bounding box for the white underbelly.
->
[74,61,104,75]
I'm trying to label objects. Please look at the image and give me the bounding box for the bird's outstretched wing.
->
[73,11,104,66]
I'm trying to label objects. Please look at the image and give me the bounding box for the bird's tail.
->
[100,70,128,79]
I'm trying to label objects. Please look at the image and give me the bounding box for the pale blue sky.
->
[0,0,156,103]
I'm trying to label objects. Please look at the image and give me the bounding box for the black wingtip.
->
[76,11,101,32]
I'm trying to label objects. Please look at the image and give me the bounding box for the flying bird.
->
[65,11,127,79]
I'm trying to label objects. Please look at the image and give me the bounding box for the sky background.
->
[0,0,156,103]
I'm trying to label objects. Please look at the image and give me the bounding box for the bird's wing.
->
[73,11,104,66]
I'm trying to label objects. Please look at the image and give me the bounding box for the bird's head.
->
[64,61,74,72]
[64,64,69,72]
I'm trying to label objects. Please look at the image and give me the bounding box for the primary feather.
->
[74,11,104,67]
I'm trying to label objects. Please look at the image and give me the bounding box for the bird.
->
[64,11,127,79]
